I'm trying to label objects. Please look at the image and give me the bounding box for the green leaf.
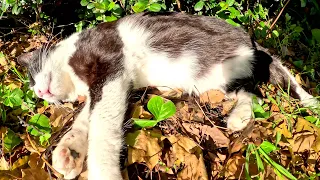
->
[228,7,240,19]
[311,29,320,43]
[194,1,204,11]
[132,1,147,13]
[148,3,161,12]
[259,141,277,154]
[75,21,85,32]
[259,148,297,180]
[12,4,21,15]
[87,3,95,9]
[254,148,264,172]
[104,15,118,22]
[43,100,49,107]
[80,0,89,6]
[275,131,281,146]
[39,133,51,145]
[4,128,22,152]
[259,21,266,28]
[245,144,253,180]
[300,0,307,7]
[27,114,51,137]
[5,0,15,5]
[147,96,176,121]
[112,4,123,17]
[133,118,159,128]
[252,96,270,119]
[305,116,318,124]
[272,30,279,37]
[226,0,235,6]
[225,19,241,27]
[96,14,104,21]
[293,60,303,69]
[219,1,228,10]
[3,88,23,107]
[107,1,115,10]
[94,2,106,10]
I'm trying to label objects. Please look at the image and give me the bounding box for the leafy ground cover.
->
[1,0,320,179]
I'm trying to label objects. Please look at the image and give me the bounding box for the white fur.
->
[277,62,319,109]
[226,90,253,131]
[33,33,88,103]
[88,74,130,179]
[52,103,90,179]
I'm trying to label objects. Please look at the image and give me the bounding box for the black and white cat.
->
[17,12,318,179]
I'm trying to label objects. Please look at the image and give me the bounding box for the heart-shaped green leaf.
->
[147,96,176,121]
[132,118,158,128]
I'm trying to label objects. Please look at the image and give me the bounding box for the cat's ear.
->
[17,49,39,66]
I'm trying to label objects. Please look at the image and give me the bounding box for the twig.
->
[40,155,63,179]
[26,132,63,178]
[26,132,40,154]
[17,116,45,136]
[238,164,245,180]
[194,98,228,130]
[176,0,182,11]
[268,0,291,33]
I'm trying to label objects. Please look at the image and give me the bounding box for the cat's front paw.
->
[226,109,252,132]
[52,130,88,179]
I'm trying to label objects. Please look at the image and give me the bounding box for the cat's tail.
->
[269,56,319,109]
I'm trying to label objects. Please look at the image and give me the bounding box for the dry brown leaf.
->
[177,153,208,180]
[225,154,246,179]
[28,153,44,169]
[200,89,225,105]
[182,123,229,148]
[11,156,29,170]
[295,117,318,133]
[273,113,293,139]
[288,132,316,152]
[0,157,10,170]
[126,130,162,169]
[21,167,50,180]
[20,134,46,153]
[270,104,280,112]
[49,106,73,132]
[161,88,184,99]
[312,135,320,152]
[222,99,236,115]
[166,136,207,180]
[131,101,153,119]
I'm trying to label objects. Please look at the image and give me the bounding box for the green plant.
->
[246,141,297,180]
[75,0,166,32]
[133,95,176,128]
[27,114,52,145]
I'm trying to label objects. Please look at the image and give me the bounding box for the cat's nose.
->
[37,88,52,97]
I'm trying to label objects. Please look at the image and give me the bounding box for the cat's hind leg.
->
[52,104,90,179]
[269,58,319,110]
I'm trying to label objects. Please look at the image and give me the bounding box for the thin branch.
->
[268,0,291,33]
[18,116,45,135]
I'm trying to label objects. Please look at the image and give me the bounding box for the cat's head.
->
[17,45,78,103]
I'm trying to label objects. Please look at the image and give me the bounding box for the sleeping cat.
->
[17,12,318,179]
